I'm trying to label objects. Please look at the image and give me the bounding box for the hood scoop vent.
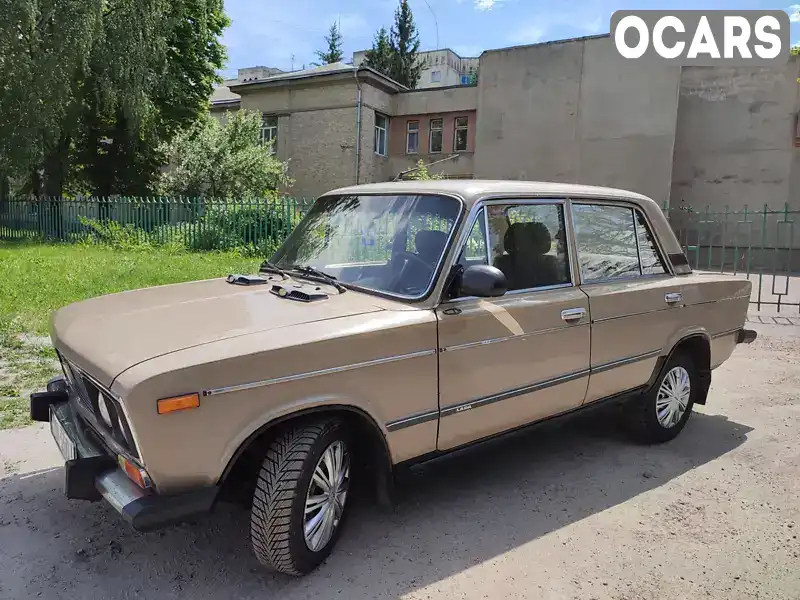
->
[226,274,269,286]
[269,283,329,302]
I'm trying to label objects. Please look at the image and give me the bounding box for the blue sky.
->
[220,1,800,77]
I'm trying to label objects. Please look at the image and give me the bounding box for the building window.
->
[260,115,278,153]
[374,113,388,156]
[406,120,419,154]
[431,70,441,83]
[429,118,443,153]
[460,74,471,85]
[454,117,469,152]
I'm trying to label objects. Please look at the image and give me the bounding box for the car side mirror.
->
[459,265,507,298]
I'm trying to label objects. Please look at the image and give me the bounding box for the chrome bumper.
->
[32,379,218,532]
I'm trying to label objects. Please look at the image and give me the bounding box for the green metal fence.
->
[0,196,312,253]
[1,196,797,312]
[663,203,799,313]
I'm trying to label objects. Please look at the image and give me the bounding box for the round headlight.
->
[98,396,115,428]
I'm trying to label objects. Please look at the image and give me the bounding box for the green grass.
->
[0,241,259,429]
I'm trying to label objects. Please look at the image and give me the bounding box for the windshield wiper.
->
[258,260,289,279]
[289,265,347,293]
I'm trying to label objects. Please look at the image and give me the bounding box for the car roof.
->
[323,179,658,210]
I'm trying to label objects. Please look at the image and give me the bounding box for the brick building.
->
[210,34,800,219]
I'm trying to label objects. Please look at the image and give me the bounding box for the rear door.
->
[435,199,591,451]
[570,201,681,404]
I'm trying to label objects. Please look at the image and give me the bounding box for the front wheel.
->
[250,420,351,576]
[626,352,697,444]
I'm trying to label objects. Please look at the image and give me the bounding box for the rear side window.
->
[572,204,667,283]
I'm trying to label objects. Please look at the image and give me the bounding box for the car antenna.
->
[392,154,460,181]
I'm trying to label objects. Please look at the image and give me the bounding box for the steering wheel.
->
[389,251,433,293]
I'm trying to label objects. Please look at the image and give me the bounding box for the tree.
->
[389,0,422,88]
[0,0,102,191]
[314,21,344,65]
[73,0,229,196]
[160,110,292,198]
[404,159,445,181]
[362,27,393,77]
[0,0,229,197]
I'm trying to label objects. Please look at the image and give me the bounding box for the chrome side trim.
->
[591,306,672,323]
[592,349,661,374]
[440,369,590,417]
[385,409,440,432]
[202,349,437,397]
[441,324,581,352]
[711,327,741,339]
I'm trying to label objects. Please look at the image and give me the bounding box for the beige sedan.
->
[31,180,755,576]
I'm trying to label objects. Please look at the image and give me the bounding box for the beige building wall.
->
[237,81,362,200]
[473,36,681,206]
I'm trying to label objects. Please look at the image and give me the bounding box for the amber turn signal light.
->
[118,455,152,489]
[157,393,200,415]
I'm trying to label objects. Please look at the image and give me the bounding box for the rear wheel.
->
[627,352,697,443]
[250,420,351,576]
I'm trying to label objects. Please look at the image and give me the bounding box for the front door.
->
[436,199,591,451]
[569,201,683,403]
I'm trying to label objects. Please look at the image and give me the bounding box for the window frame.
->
[260,115,278,154]
[374,113,388,156]
[568,199,673,286]
[406,120,420,154]
[431,70,442,83]
[445,198,576,303]
[429,118,444,154]
[453,116,469,152]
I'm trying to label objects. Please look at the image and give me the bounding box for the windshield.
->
[271,194,462,298]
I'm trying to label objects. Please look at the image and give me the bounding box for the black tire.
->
[250,420,351,576]
[626,351,697,444]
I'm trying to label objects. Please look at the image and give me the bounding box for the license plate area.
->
[50,406,77,461]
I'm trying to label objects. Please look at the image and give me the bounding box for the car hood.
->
[50,277,386,386]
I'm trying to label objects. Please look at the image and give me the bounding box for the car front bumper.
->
[30,377,217,532]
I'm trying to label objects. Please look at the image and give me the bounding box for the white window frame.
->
[431,70,442,83]
[374,113,388,156]
[453,116,469,152]
[406,120,420,154]
[260,115,278,154]
[429,118,443,154]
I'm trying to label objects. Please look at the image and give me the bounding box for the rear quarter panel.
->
[677,273,752,368]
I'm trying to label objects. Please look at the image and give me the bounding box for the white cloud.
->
[789,5,800,22]
[508,24,546,45]
[474,0,505,11]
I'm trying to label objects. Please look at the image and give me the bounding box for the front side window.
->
[406,121,419,154]
[572,203,668,282]
[429,118,443,153]
[454,117,469,152]
[374,113,388,156]
[260,115,278,153]
[485,203,571,292]
[272,194,461,298]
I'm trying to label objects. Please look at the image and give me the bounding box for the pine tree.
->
[389,0,422,88]
[314,21,344,65]
[362,27,393,77]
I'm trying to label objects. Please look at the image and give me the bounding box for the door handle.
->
[561,308,586,323]
[665,292,682,305]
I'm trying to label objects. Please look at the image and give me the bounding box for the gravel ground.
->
[1,320,799,600]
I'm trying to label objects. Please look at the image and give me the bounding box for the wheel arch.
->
[218,403,395,506]
[647,332,712,405]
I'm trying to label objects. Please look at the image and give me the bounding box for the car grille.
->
[58,353,139,459]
